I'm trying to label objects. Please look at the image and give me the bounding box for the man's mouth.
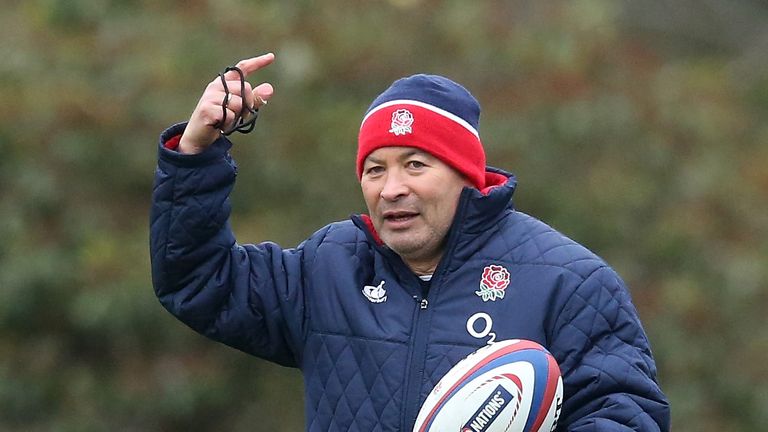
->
[382,210,419,227]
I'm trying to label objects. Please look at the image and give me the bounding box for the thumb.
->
[252,83,274,108]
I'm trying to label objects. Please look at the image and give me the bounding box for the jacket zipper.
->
[401,291,432,431]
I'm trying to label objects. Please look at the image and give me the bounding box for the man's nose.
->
[380,171,409,201]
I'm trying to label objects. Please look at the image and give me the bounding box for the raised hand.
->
[179,53,275,154]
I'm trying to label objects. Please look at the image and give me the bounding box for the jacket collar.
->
[457,166,517,234]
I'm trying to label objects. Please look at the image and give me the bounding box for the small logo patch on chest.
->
[475,265,510,302]
[363,281,387,303]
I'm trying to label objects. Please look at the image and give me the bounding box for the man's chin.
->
[380,235,421,257]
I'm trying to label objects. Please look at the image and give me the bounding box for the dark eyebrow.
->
[399,149,431,161]
[364,155,384,166]
[399,149,420,159]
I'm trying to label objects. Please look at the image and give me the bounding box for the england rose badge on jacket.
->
[475,264,511,302]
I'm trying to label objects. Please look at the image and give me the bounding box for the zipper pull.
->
[420,299,429,310]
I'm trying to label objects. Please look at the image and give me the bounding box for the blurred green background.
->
[1,0,767,430]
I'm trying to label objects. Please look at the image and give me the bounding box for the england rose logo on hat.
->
[476,264,511,302]
[388,109,414,136]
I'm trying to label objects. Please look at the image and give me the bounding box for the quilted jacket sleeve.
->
[550,265,671,431]
[150,124,313,367]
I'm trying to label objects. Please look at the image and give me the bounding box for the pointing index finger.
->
[231,52,275,79]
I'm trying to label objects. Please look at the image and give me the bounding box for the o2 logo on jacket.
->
[475,265,510,302]
[467,312,496,343]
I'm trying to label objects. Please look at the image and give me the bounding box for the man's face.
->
[360,147,470,272]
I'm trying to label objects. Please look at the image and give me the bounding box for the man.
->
[150,53,670,431]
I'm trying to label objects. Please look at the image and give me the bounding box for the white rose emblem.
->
[389,109,414,136]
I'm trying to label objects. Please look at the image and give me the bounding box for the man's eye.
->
[407,160,426,169]
[366,166,385,175]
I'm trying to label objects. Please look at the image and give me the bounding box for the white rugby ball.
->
[413,339,563,432]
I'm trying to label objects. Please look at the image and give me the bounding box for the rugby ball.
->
[413,339,563,432]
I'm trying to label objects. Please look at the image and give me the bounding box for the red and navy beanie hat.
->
[357,74,486,189]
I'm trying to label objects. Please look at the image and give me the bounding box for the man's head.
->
[357,74,486,189]
[356,74,486,274]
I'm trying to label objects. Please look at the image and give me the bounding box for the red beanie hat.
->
[357,74,486,189]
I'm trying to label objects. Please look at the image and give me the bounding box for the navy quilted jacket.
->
[151,123,670,431]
